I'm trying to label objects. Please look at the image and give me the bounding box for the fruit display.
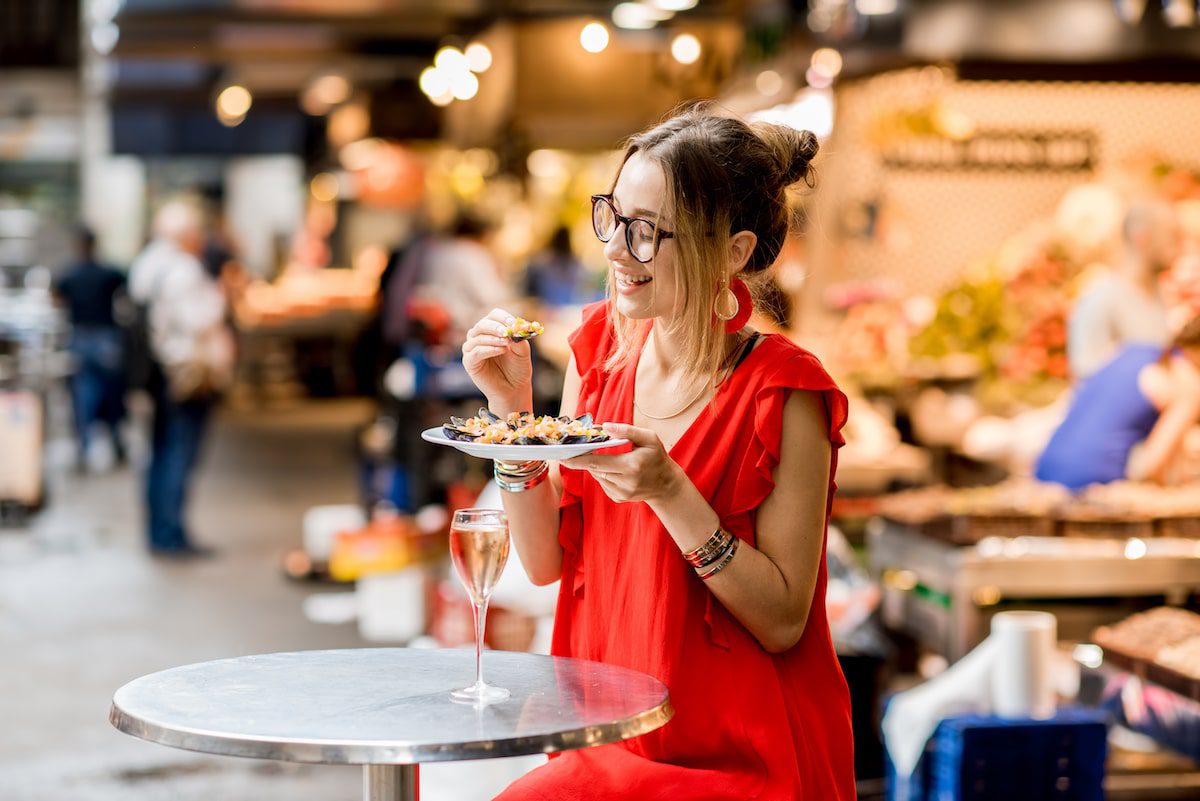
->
[875,478,1200,540]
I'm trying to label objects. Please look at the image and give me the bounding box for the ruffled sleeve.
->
[566,300,613,381]
[723,345,849,521]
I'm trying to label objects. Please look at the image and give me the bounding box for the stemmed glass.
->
[448,508,511,704]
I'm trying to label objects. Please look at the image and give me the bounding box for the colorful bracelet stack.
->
[682,527,740,581]
[494,459,548,493]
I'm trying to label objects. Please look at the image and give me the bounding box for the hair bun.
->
[752,122,819,188]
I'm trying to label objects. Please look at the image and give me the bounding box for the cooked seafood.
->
[505,318,544,341]
[443,408,609,445]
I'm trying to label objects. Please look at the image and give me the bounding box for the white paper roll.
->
[989,610,1057,719]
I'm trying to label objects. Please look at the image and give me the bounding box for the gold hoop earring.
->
[714,277,739,321]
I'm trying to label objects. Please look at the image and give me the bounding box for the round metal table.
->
[109,648,673,801]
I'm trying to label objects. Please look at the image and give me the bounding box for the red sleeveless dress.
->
[496,302,855,800]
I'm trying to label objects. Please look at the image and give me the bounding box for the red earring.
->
[713,277,752,334]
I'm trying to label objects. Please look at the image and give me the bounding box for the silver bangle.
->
[495,458,547,478]
[698,537,739,581]
[494,462,548,493]
[683,528,733,568]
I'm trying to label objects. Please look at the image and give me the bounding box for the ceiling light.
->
[651,0,698,10]
[810,48,843,77]
[580,22,610,53]
[465,42,492,73]
[419,66,448,98]
[216,85,252,119]
[670,33,701,65]
[89,0,120,24]
[449,71,479,101]
[855,0,897,14]
[327,102,370,148]
[612,3,661,30]
[805,65,834,89]
[755,70,784,97]
[309,74,350,107]
[340,138,384,171]
[527,149,569,181]
[807,9,833,32]
[310,173,340,203]
[430,90,454,108]
[90,22,119,55]
[434,46,469,76]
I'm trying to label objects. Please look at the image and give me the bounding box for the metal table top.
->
[109,648,673,766]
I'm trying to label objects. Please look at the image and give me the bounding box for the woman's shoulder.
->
[752,334,841,391]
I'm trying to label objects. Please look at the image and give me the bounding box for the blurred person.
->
[1068,199,1181,378]
[522,225,590,307]
[199,184,249,300]
[416,214,510,342]
[1037,315,1200,489]
[54,226,128,470]
[129,200,234,558]
[465,107,854,799]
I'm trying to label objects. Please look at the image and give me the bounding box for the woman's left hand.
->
[562,423,683,504]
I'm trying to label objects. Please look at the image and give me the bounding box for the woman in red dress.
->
[462,106,855,800]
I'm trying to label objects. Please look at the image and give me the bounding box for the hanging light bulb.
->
[465,42,492,72]
[580,22,610,53]
[670,33,702,65]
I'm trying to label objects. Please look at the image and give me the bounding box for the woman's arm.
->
[655,390,829,652]
[1129,358,1200,483]
[574,390,831,653]
[494,353,582,586]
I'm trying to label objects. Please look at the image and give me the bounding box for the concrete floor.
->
[0,397,540,801]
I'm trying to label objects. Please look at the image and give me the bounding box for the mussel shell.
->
[442,425,479,442]
[575,413,594,428]
[477,407,501,423]
[562,431,610,444]
[509,330,541,341]
[512,436,547,445]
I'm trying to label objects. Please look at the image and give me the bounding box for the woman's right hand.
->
[463,308,533,414]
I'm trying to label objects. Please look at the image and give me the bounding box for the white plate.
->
[421,427,629,461]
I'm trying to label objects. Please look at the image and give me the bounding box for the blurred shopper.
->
[416,214,510,342]
[522,225,590,307]
[1068,199,1181,378]
[1037,315,1200,489]
[54,227,128,470]
[466,107,854,800]
[129,201,234,557]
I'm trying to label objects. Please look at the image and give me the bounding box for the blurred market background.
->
[4,1,1200,799]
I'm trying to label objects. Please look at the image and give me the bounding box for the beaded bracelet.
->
[698,537,739,581]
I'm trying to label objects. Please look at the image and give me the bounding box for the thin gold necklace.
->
[633,333,753,421]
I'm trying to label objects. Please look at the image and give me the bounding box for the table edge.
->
[108,696,674,765]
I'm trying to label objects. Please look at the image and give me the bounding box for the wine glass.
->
[448,508,511,704]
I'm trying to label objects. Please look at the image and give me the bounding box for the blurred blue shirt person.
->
[54,227,128,470]
[523,226,595,307]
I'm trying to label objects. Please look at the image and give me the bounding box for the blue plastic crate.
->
[886,708,1107,801]
[931,708,1107,801]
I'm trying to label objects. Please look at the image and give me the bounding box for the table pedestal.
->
[364,764,418,801]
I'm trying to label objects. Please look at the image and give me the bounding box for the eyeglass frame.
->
[590,194,674,264]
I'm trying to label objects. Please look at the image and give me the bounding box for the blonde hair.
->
[602,104,819,384]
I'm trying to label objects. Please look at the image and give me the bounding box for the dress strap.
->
[731,333,761,372]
